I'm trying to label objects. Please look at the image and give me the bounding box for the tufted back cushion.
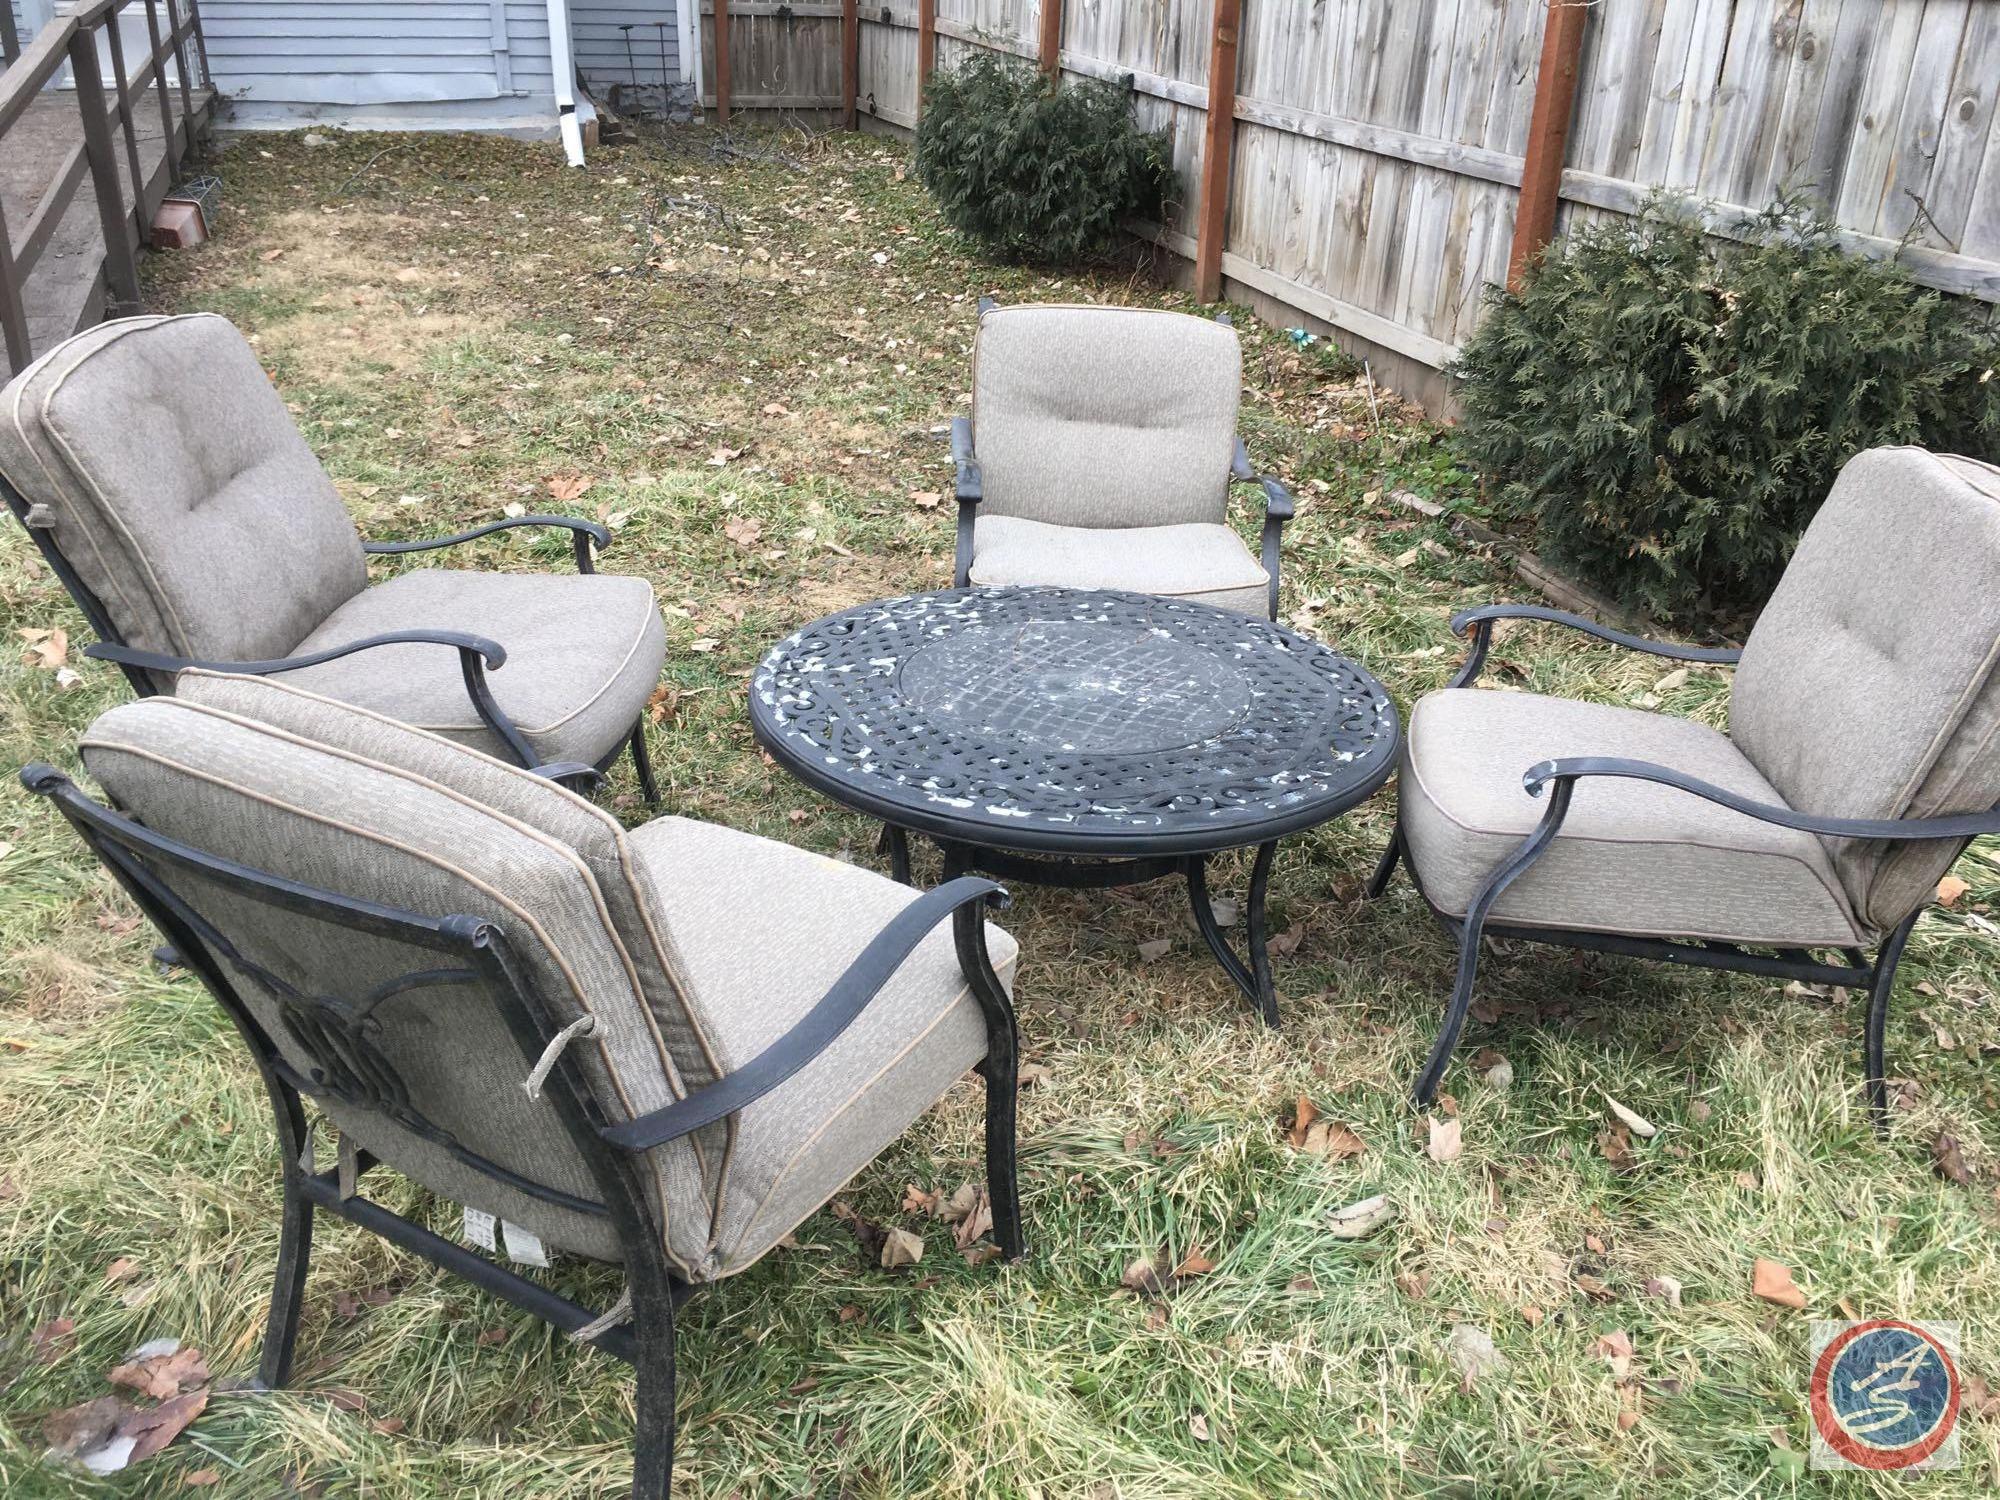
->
[971,304,1240,528]
[79,687,725,1276]
[0,314,366,669]
[1731,447,2000,935]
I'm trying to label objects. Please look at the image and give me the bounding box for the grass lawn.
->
[2,126,1997,1498]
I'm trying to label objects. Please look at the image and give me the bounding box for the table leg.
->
[876,823,914,885]
[1184,841,1280,1027]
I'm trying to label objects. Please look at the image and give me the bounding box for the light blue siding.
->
[202,0,555,111]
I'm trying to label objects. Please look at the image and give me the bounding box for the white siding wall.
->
[202,0,555,112]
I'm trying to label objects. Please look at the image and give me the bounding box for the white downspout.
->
[544,0,585,166]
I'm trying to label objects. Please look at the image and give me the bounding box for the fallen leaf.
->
[1172,1246,1217,1279]
[1472,1047,1513,1089]
[123,1388,208,1465]
[1396,1270,1430,1299]
[110,1346,209,1400]
[950,1187,993,1252]
[1598,1123,1636,1171]
[546,474,593,503]
[1752,1257,1807,1311]
[1325,1194,1395,1239]
[723,516,763,548]
[1937,875,1970,908]
[1302,1119,1368,1160]
[1017,1062,1052,1089]
[1653,667,1689,693]
[104,1256,141,1283]
[902,1183,940,1217]
[1445,1324,1508,1390]
[43,1395,132,1458]
[1287,1094,1320,1148]
[185,1469,222,1486]
[1603,1094,1658,1139]
[1931,1132,1973,1186]
[370,1416,405,1436]
[879,1227,924,1270]
[1688,1099,1713,1124]
[1188,1410,1211,1442]
[258,247,286,262]
[19,626,68,671]
[1136,938,1172,962]
[1121,1253,1166,1296]
[1595,1329,1636,1381]
[1575,1272,1614,1302]
[1267,923,1306,957]
[1644,1275,1683,1309]
[1521,1304,1544,1328]
[1426,1115,1463,1165]
[687,637,721,653]
[909,490,943,510]
[938,1183,980,1224]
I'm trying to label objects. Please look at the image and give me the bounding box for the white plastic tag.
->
[502,1220,549,1268]
[462,1206,497,1251]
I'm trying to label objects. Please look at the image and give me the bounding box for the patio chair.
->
[949,300,1295,621]
[1369,447,2000,1120]
[0,313,666,798]
[25,668,1025,1500]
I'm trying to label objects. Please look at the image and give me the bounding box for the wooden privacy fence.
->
[703,0,2000,405]
[0,0,215,375]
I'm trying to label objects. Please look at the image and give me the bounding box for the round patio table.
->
[748,585,1400,1024]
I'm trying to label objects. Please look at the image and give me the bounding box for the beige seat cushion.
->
[1401,688,1863,947]
[627,816,1018,1275]
[972,304,1240,529]
[168,670,1014,1281]
[969,514,1268,616]
[283,568,667,768]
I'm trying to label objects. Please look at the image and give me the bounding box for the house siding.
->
[201,0,556,116]
[571,2,686,114]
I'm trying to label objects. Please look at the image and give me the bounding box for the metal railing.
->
[0,0,213,375]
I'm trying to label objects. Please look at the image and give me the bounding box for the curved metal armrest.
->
[1524,756,2000,842]
[601,876,1011,1152]
[1450,603,1741,688]
[951,416,983,588]
[85,631,542,771]
[84,629,507,678]
[364,515,612,574]
[1231,438,1293,622]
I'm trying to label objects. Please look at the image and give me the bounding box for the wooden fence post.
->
[917,0,936,112]
[69,27,141,313]
[1194,0,1242,302]
[842,0,859,129]
[713,0,732,123]
[1038,0,1063,74]
[1506,0,1590,289]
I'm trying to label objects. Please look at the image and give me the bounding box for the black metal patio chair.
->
[1369,447,2000,1121]
[948,299,1295,621]
[1,313,666,798]
[26,668,1025,1498]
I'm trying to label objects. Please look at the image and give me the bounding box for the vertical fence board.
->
[849,0,2000,403]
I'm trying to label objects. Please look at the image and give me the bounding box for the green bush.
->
[1451,200,2000,623]
[914,52,1176,264]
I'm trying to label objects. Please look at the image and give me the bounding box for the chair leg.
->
[1410,782,1572,1108]
[1864,908,1923,1133]
[627,1271,678,1500]
[1413,914,1486,1108]
[258,1086,314,1390]
[876,823,914,885]
[1365,817,1403,900]
[629,720,661,807]
[955,901,1025,1260]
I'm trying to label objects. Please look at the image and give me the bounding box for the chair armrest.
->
[951,415,983,588]
[1522,756,2000,842]
[1230,438,1293,621]
[364,515,612,574]
[84,631,542,771]
[599,876,1010,1152]
[1449,604,1741,688]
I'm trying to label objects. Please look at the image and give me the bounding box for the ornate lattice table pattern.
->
[750,585,1398,855]
[749,587,1400,1026]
